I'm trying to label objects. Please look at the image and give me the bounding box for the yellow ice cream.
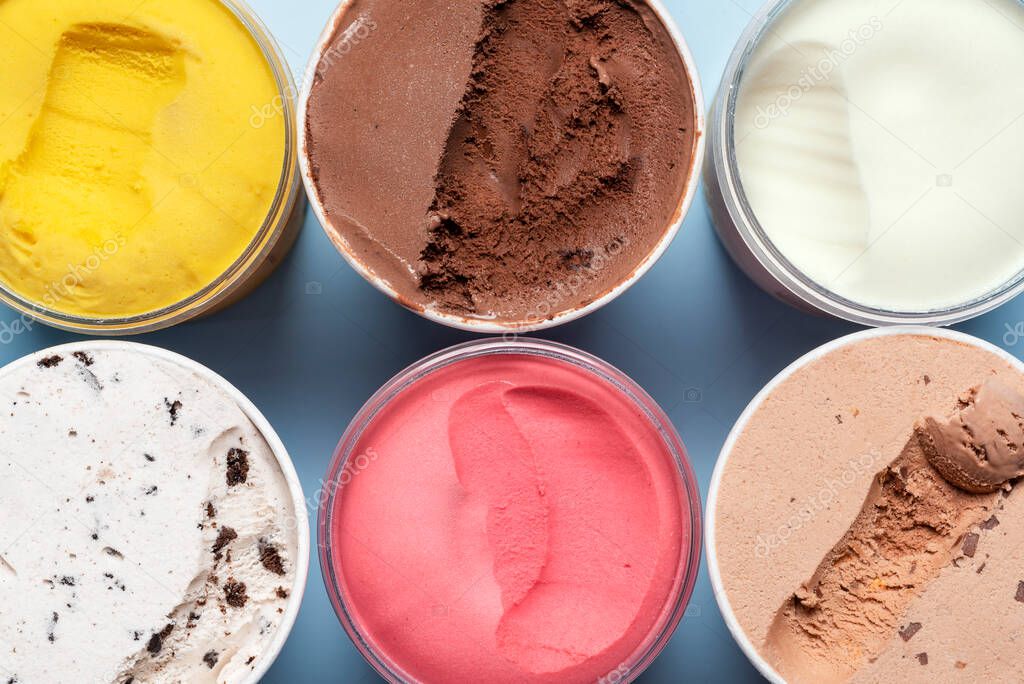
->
[0,0,286,318]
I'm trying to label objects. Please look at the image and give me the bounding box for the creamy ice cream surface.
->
[714,333,1024,683]
[0,347,300,684]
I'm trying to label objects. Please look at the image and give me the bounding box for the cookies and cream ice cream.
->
[0,346,301,684]
[713,331,1024,683]
[304,0,698,325]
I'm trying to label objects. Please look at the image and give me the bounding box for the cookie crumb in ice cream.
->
[37,355,62,369]
[226,448,250,486]
[202,651,219,669]
[147,624,174,655]
[72,352,94,366]
[258,539,286,576]
[224,580,248,608]
[1016,581,1024,603]
[275,587,289,600]
[164,398,183,426]
[916,653,929,666]
[212,527,238,562]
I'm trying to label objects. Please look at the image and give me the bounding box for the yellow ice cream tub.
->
[0,0,302,333]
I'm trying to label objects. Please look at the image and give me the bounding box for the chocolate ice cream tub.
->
[0,341,309,683]
[298,0,704,332]
[708,327,1024,683]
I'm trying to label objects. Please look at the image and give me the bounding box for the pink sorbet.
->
[327,353,693,683]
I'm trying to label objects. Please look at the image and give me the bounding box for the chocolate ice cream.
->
[713,332,1024,684]
[304,0,697,325]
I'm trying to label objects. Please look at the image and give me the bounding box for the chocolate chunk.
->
[144,454,155,463]
[164,398,183,426]
[962,533,980,558]
[226,448,250,486]
[37,355,63,369]
[146,623,174,655]
[899,622,923,641]
[245,656,255,665]
[916,652,929,666]
[258,539,286,576]
[1016,581,1024,603]
[981,516,1001,530]
[206,502,216,518]
[275,586,289,600]
[72,351,94,366]
[203,651,219,669]
[923,375,931,385]
[212,527,238,561]
[224,579,248,608]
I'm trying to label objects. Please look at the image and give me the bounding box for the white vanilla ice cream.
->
[734,0,1024,312]
[0,347,299,684]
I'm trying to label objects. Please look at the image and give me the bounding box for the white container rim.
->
[296,0,706,333]
[0,341,311,684]
[705,325,1024,683]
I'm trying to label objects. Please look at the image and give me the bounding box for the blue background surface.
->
[4,1,1024,682]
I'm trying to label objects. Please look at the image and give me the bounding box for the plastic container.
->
[298,0,705,333]
[706,326,1024,682]
[0,0,306,335]
[0,340,310,683]
[318,338,703,683]
[704,0,1024,327]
